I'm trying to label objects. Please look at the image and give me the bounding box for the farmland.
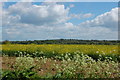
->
[2,44,120,61]
[1,44,120,79]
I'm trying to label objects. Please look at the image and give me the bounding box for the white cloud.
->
[2,2,118,40]
[3,2,69,26]
[69,4,74,8]
[44,0,75,2]
[83,13,93,18]
[0,0,119,2]
[70,13,93,19]
[80,7,118,31]
[65,22,74,28]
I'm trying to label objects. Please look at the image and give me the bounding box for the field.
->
[1,44,120,79]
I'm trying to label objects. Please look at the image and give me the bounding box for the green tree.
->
[2,40,11,44]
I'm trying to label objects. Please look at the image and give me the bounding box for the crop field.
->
[2,44,120,61]
[1,44,120,79]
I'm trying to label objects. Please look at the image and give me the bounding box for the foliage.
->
[2,44,120,61]
[2,40,11,44]
[2,57,39,80]
[2,67,39,80]
[15,57,34,69]
[2,53,120,79]
[53,53,120,78]
[1,39,119,45]
[1,44,120,79]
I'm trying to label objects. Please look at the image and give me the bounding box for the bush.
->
[2,67,39,80]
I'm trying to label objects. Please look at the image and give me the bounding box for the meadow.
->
[1,44,120,79]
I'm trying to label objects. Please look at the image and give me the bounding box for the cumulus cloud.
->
[4,2,69,26]
[2,2,118,40]
[80,7,118,31]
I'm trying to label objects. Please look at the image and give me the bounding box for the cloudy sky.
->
[1,2,118,41]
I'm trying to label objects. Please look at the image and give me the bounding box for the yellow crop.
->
[1,44,119,55]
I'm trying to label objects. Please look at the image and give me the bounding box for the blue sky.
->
[3,2,118,24]
[2,2,118,40]
[63,2,118,25]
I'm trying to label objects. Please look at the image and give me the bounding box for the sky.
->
[1,2,119,41]
[0,0,120,2]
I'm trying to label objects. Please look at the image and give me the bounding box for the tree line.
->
[1,39,120,45]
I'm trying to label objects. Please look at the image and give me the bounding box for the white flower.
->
[96,51,99,53]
